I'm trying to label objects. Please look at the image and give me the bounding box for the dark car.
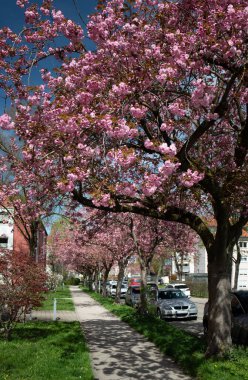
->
[203,290,248,345]
[125,286,141,307]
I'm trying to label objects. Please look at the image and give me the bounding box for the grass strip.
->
[0,321,94,380]
[37,286,75,311]
[82,288,248,380]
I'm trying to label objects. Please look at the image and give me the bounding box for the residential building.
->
[0,207,47,266]
[173,227,248,290]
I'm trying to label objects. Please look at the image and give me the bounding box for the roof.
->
[204,218,248,237]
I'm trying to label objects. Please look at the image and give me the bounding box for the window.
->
[0,211,8,223]
[0,237,8,248]
[239,242,248,248]
[241,256,248,262]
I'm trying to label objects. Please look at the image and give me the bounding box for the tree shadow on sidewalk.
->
[81,318,192,380]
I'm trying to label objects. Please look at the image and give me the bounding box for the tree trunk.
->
[101,269,110,297]
[139,257,149,313]
[115,256,130,303]
[115,258,127,303]
[29,221,38,260]
[233,242,241,289]
[93,270,99,292]
[88,273,94,291]
[206,234,234,357]
[173,251,182,281]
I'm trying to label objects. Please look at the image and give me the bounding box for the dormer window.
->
[0,211,8,223]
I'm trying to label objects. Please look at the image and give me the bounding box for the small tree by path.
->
[0,249,47,340]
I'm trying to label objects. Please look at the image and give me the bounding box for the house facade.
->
[172,228,248,290]
[0,207,47,266]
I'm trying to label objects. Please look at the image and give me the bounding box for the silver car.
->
[156,288,197,320]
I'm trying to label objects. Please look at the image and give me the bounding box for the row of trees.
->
[48,211,198,308]
[0,0,247,357]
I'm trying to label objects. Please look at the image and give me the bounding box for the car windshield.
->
[175,285,187,289]
[235,292,248,313]
[132,288,140,294]
[158,290,186,299]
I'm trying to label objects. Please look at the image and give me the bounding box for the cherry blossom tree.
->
[0,0,247,356]
[161,222,199,281]
[0,129,60,258]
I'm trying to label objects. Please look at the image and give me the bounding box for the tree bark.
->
[101,268,110,297]
[138,256,149,313]
[205,231,234,357]
[233,242,241,289]
[115,258,127,303]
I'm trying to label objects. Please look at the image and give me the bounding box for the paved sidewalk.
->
[70,286,192,380]
[31,286,193,379]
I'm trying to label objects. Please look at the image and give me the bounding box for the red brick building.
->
[0,207,47,267]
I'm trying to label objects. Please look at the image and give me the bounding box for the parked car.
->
[128,277,141,286]
[107,283,128,298]
[156,288,197,320]
[203,290,248,345]
[165,283,191,297]
[125,286,141,307]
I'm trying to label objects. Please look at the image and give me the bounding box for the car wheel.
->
[157,309,163,319]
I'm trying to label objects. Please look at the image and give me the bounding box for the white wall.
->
[0,208,14,250]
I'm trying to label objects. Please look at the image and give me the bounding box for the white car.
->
[107,283,128,298]
[165,283,191,297]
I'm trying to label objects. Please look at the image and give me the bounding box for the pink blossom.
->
[67,173,78,182]
[144,139,155,150]
[158,143,177,156]
[16,0,29,7]
[130,106,146,119]
[25,9,39,24]
[0,114,14,130]
[180,170,204,188]
[158,161,178,178]
[112,82,131,97]
[168,103,185,117]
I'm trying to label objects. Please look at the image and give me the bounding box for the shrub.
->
[65,277,80,285]
[0,249,47,340]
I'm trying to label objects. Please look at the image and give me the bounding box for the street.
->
[169,297,207,338]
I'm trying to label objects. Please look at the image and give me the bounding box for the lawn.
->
[0,322,94,380]
[82,288,248,380]
[37,286,75,311]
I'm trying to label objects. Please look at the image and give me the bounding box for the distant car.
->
[203,290,248,345]
[125,286,141,307]
[128,277,141,286]
[156,288,197,320]
[107,283,128,298]
[165,283,191,297]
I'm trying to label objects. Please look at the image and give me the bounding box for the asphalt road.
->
[169,297,208,338]
[119,296,208,338]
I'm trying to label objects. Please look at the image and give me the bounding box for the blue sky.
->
[0,1,98,113]
[0,1,98,33]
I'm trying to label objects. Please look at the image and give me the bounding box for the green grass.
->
[0,321,94,380]
[82,287,248,380]
[37,286,75,311]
